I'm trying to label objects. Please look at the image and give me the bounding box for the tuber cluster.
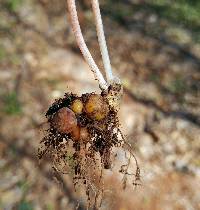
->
[38,85,140,208]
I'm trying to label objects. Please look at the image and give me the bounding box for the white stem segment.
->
[91,0,114,83]
[67,0,108,90]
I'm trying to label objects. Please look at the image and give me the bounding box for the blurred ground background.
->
[0,0,200,209]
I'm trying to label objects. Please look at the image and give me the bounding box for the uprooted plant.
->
[38,0,140,208]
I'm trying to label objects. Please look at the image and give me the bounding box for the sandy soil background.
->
[0,0,200,209]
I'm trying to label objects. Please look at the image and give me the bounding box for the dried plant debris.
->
[38,85,140,208]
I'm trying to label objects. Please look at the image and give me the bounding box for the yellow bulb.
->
[85,95,98,114]
[71,99,83,114]
[85,94,109,120]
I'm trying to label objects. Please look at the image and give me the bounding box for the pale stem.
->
[91,0,114,83]
[67,0,108,90]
